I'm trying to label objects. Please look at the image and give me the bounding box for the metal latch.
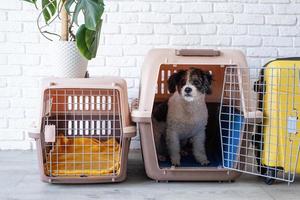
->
[288,110,298,135]
[45,125,56,142]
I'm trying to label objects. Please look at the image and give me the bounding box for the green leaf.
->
[76,21,103,60]
[65,0,104,31]
[86,19,102,58]
[22,0,38,8]
[42,0,57,24]
[22,0,37,4]
[66,0,104,60]
[76,25,92,60]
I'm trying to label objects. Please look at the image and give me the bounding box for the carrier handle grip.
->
[131,98,139,111]
[28,129,40,140]
[123,126,136,138]
[175,49,221,57]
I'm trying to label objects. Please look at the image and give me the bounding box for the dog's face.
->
[167,68,212,102]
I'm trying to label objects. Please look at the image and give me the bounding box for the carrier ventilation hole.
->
[96,121,101,135]
[108,96,112,110]
[91,121,94,135]
[96,96,101,110]
[161,83,165,94]
[68,96,72,110]
[168,70,171,77]
[74,96,78,110]
[79,120,83,135]
[102,121,106,135]
[85,96,89,110]
[79,96,83,110]
[91,96,95,110]
[68,121,72,135]
[102,96,106,110]
[85,121,89,135]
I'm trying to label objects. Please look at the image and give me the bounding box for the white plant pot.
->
[52,41,88,78]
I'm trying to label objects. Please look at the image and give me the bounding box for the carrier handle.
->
[131,98,139,111]
[28,129,40,140]
[175,49,221,57]
[123,126,136,138]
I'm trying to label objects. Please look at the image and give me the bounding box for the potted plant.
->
[23,0,105,78]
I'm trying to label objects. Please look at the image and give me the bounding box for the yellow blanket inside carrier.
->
[46,135,121,176]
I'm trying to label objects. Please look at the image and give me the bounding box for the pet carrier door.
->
[219,65,300,184]
[43,88,123,177]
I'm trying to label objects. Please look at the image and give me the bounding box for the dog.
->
[165,68,212,166]
[152,102,193,162]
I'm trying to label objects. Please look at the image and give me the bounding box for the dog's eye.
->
[180,79,186,86]
[193,80,200,85]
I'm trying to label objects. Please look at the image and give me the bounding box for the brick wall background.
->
[0,0,300,149]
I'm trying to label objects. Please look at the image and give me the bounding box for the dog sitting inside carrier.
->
[152,68,213,166]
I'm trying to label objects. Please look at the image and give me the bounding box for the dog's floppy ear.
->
[167,73,178,93]
[167,70,186,93]
[152,101,168,122]
[203,71,213,94]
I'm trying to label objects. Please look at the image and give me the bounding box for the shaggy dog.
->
[152,68,212,166]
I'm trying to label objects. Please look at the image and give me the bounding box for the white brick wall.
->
[0,0,300,150]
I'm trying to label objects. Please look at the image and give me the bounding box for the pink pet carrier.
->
[29,77,136,183]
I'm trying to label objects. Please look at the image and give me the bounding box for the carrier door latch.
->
[288,110,298,135]
[45,125,56,142]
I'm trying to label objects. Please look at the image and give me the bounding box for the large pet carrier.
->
[132,49,254,181]
[220,58,300,184]
[29,77,136,183]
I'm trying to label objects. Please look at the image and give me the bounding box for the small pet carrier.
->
[132,49,253,181]
[220,58,300,184]
[29,77,136,183]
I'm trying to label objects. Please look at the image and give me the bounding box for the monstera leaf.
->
[42,0,57,24]
[65,0,104,31]
[23,0,57,23]
[76,20,102,60]
[23,0,37,7]
[65,0,104,59]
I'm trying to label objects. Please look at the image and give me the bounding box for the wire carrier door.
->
[219,65,300,184]
[42,88,123,177]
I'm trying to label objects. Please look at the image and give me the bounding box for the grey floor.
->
[0,151,300,200]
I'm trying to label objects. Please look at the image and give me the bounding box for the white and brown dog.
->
[152,68,212,166]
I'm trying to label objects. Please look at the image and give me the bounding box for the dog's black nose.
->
[184,87,192,93]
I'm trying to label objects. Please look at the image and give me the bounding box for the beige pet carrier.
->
[132,49,258,181]
[29,77,136,183]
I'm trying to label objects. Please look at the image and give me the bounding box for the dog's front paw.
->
[170,155,181,166]
[199,159,210,166]
[195,154,210,166]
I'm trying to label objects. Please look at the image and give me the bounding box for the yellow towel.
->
[46,135,120,176]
